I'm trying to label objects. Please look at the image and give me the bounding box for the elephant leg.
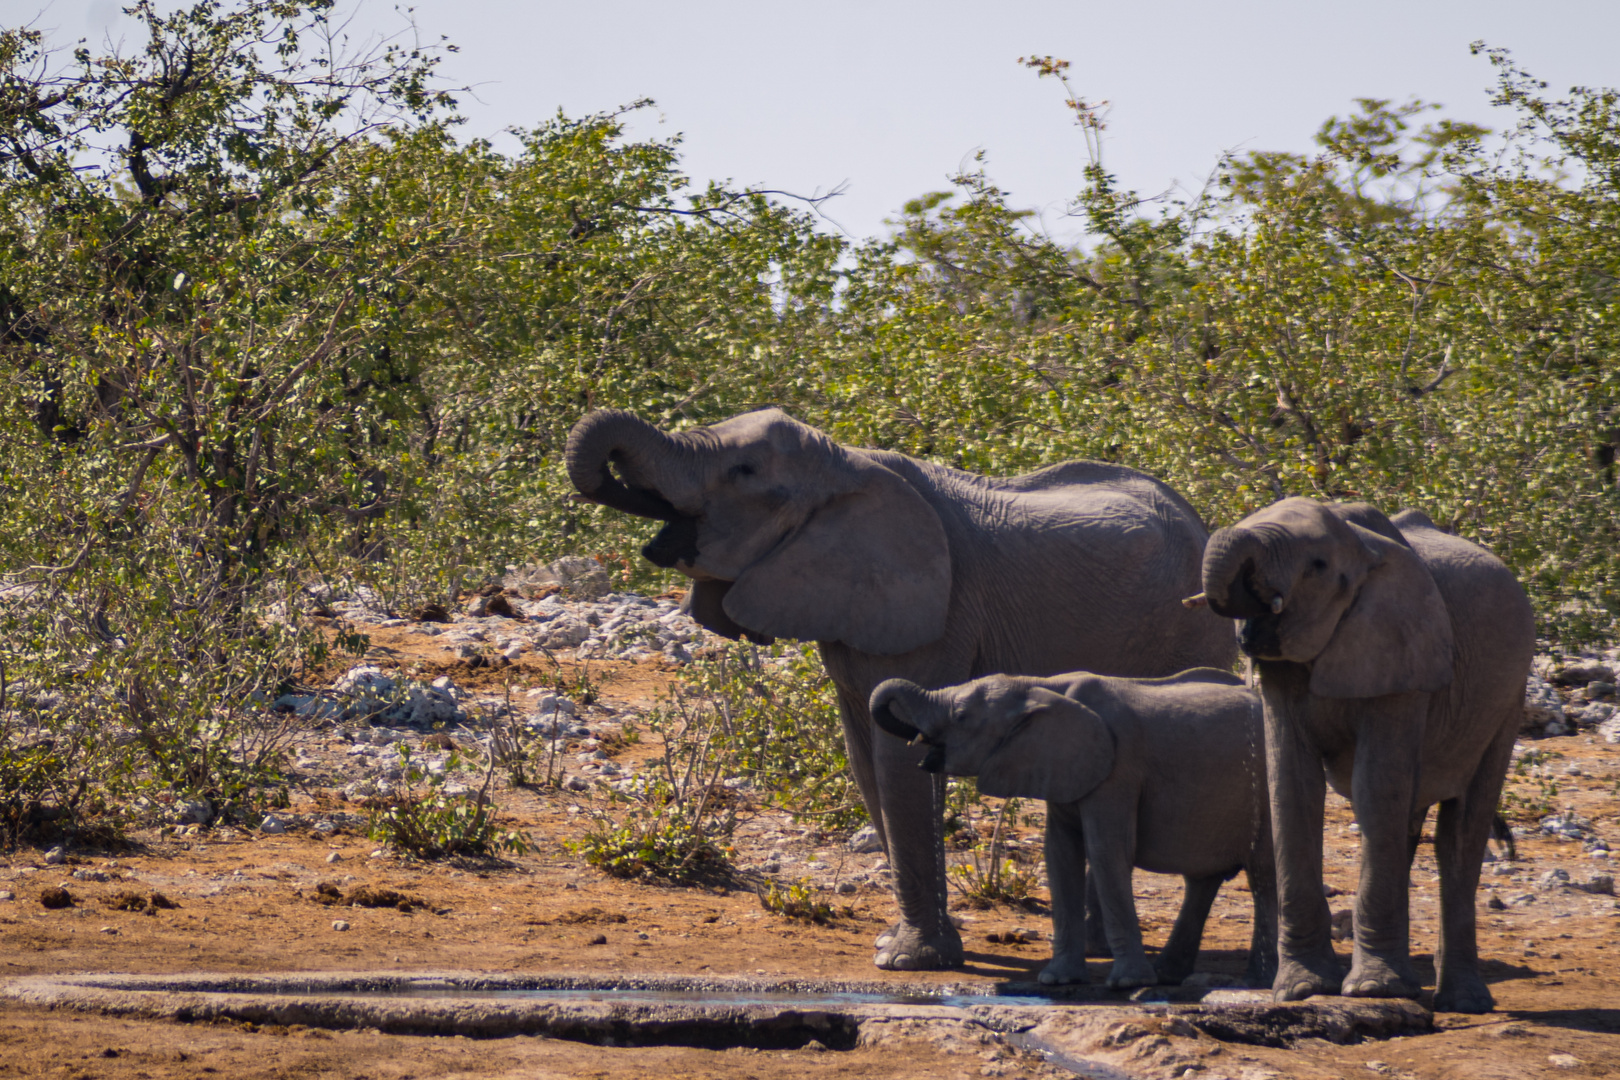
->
[1082,803,1155,989]
[1156,873,1224,985]
[1243,845,1280,989]
[835,693,887,856]
[1343,698,1427,1000]
[1260,677,1340,1001]
[1084,871,1112,956]
[1039,803,1090,985]
[1432,724,1516,1013]
[868,709,962,970]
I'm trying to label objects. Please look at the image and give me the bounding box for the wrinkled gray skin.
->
[566,407,1236,970]
[1201,498,1533,1013]
[871,669,1277,989]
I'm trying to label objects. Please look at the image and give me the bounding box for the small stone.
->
[370,849,386,859]
[588,934,607,946]
[332,920,350,931]
[1553,662,1614,687]
[1330,908,1354,942]
[1539,868,1572,890]
[1578,874,1615,895]
[98,925,116,935]
[1548,1053,1581,1069]
[259,815,287,835]
[835,881,858,895]
[0,890,12,901]
[38,887,73,909]
[42,846,64,865]
[847,824,883,854]
[1586,681,1617,701]
[326,852,344,863]
[1486,894,1507,910]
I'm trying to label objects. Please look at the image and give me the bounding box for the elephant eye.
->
[1310,557,1328,573]
[726,463,756,481]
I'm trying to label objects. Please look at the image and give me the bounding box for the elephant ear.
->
[1309,523,1455,699]
[722,460,951,655]
[684,579,775,645]
[979,689,1115,804]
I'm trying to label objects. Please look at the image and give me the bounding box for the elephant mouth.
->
[642,516,701,571]
[1237,617,1283,660]
[918,743,947,773]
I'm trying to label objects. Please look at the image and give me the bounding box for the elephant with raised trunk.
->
[1199,498,1533,1013]
[566,407,1235,970]
[870,669,1277,990]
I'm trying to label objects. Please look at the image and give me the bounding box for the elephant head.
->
[868,676,1116,803]
[565,408,951,655]
[1200,497,1454,698]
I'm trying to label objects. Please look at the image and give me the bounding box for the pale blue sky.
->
[34,0,1620,239]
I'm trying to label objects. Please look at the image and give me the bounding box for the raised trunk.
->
[1201,526,1272,620]
[564,409,687,520]
[870,679,943,743]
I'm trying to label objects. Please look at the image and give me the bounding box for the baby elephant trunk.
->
[869,679,944,744]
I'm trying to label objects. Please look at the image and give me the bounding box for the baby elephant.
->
[871,669,1276,989]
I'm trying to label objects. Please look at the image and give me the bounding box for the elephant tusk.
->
[909,734,926,747]
[1271,594,1285,615]
[1182,592,1208,609]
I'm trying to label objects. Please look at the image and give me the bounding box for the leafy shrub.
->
[948,800,1040,909]
[572,787,730,883]
[682,643,867,831]
[365,744,529,858]
[758,877,839,923]
[568,684,740,882]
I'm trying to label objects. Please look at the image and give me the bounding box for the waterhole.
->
[0,971,1433,1068]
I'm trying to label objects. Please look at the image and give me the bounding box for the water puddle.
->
[314,981,1054,1010]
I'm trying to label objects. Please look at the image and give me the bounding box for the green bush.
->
[365,744,530,859]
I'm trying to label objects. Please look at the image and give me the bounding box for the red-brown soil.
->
[1,642,1617,1078]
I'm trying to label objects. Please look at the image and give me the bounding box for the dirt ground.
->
[1,647,1618,1079]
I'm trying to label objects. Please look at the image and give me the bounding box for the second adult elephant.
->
[566,407,1235,969]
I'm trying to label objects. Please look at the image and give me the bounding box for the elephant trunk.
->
[1202,526,1275,620]
[870,679,944,743]
[564,410,693,520]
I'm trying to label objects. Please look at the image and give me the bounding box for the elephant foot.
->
[1272,955,1341,1002]
[1434,968,1495,1014]
[872,920,963,971]
[1342,953,1421,1000]
[1153,954,1196,986]
[1105,956,1158,990]
[1038,953,1091,986]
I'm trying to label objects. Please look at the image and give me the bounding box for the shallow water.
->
[317,985,1054,1009]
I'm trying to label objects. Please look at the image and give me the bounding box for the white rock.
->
[1524,674,1566,730]
[42,846,65,865]
[259,815,287,835]
[848,824,884,854]
[326,852,343,863]
[334,665,395,697]
[173,799,213,826]
[270,693,342,720]
[332,920,350,931]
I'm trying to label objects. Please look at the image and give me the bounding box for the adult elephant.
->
[1198,498,1533,1013]
[566,407,1235,969]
